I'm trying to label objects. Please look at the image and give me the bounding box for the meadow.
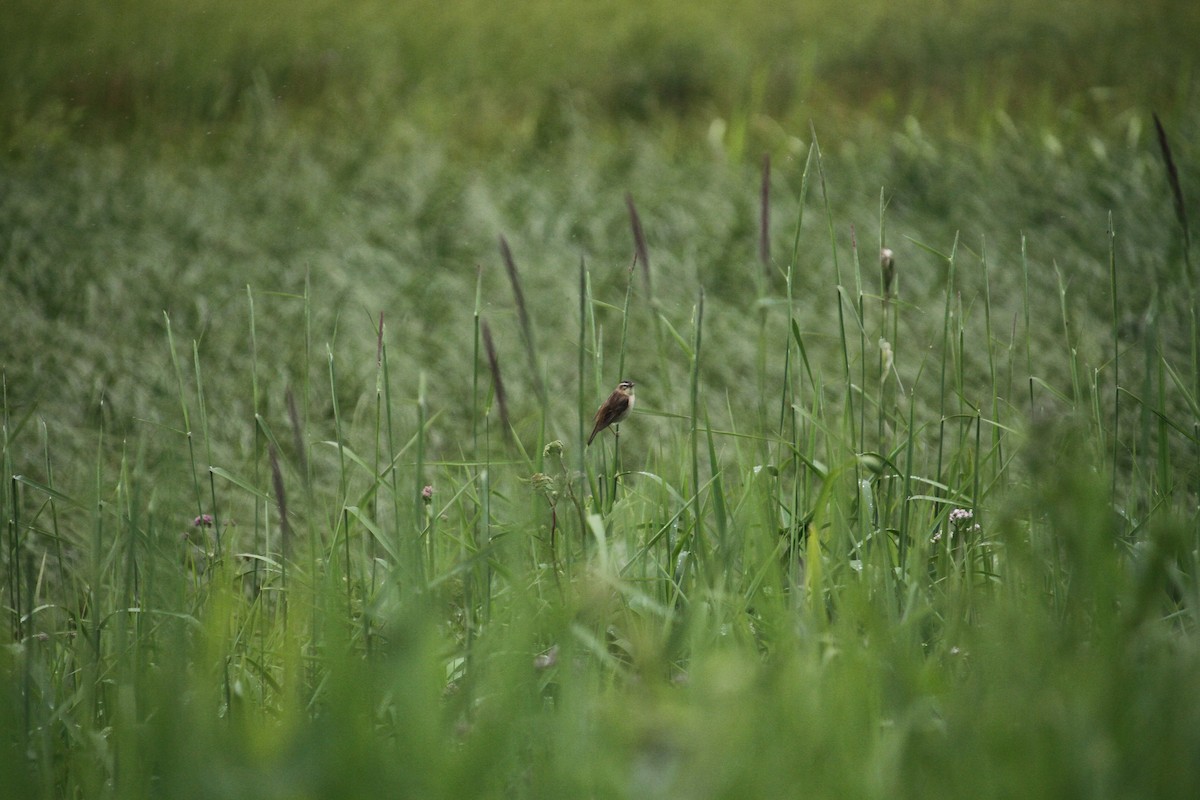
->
[3,1,1200,797]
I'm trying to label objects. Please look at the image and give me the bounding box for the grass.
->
[3,1,1200,797]
[3,129,1199,795]
[3,0,1197,150]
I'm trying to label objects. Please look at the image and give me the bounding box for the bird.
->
[587,380,635,445]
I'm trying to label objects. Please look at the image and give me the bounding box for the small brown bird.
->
[587,380,635,445]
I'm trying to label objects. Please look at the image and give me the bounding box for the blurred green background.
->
[4,0,1196,147]
[2,0,1199,504]
[3,0,1198,513]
